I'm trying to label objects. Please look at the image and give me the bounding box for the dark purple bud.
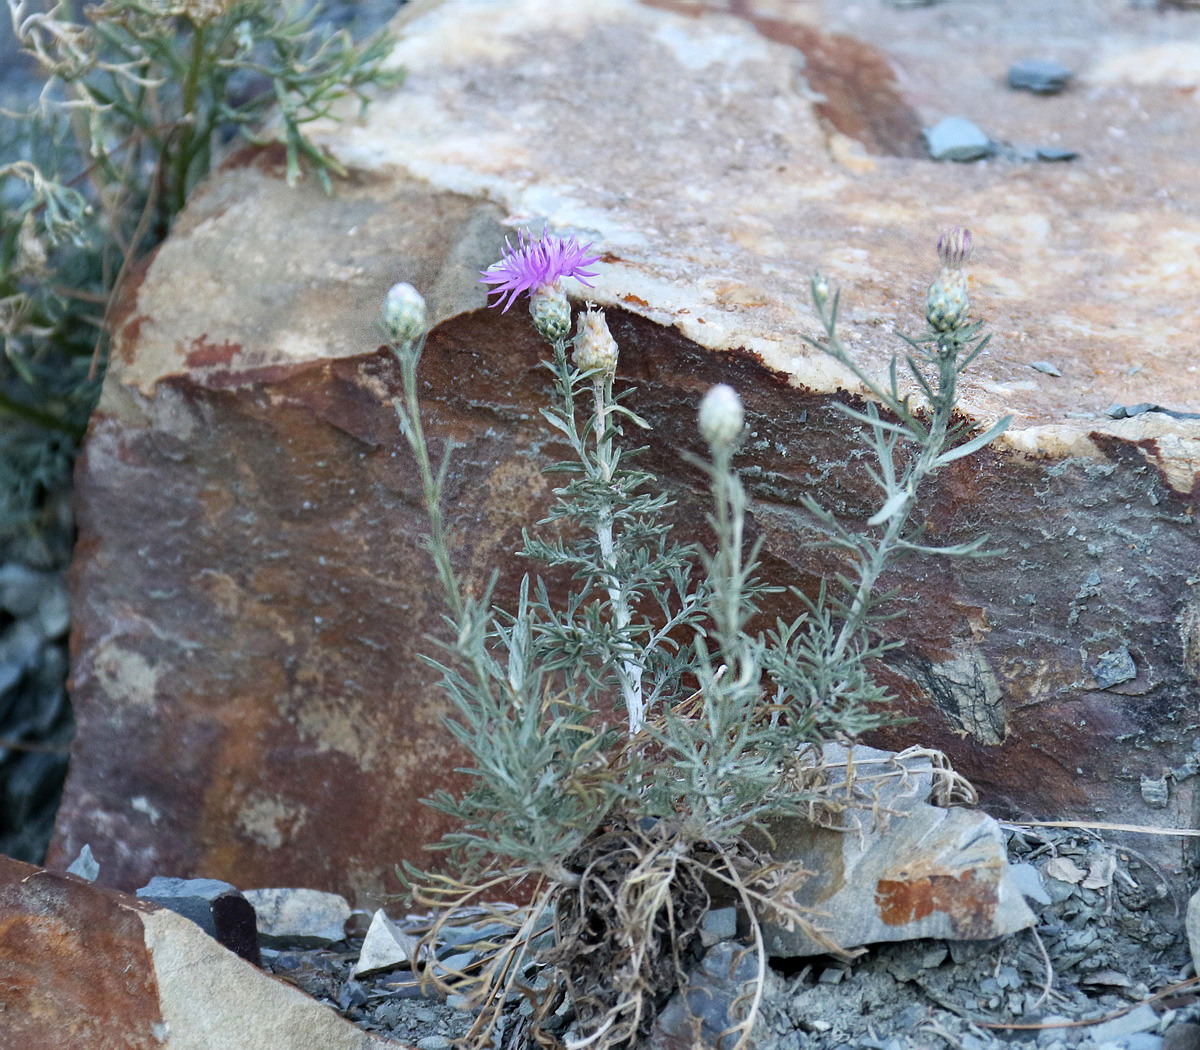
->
[936,227,973,270]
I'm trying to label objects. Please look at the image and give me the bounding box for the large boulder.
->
[51,0,1200,901]
[0,854,391,1049]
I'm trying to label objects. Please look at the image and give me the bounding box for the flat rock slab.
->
[52,0,1200,901]
[0,854,395,1050]
[762,746,1036,956]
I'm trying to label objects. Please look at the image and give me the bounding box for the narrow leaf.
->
[933,415,1012,466]
[867,487,910,526]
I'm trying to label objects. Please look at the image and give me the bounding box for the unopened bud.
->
[936,227,973,270]
[812,272,830,308]
[572,306,618,376]
[926,228,973,333]
[529,282,572,344]
[925,268,970,333]
[381,282,427,344]
[698,384,744,450]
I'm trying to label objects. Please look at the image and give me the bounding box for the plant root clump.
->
[543,818,711,1049]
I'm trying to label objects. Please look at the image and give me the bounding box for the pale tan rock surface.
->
[52,0,1200,899]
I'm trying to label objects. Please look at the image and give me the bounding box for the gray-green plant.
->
[0,0,403,532]
[383,227,1007,1050]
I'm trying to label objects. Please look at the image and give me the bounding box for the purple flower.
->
[479,229,601,312]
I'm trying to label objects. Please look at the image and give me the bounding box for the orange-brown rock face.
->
[0,855,391,1048]
[50,0,1200,901]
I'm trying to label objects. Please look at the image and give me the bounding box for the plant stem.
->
[829,350,957,664]
[590,375,645,735]
[393,342,465,622]
[173,24,206,218]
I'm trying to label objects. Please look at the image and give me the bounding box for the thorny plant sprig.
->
[383,227,1007,1050]
[0,0,401,532]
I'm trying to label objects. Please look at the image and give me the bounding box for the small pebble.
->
[1030,361,1063,376]
[925,117,993,161]
[417,1037,451,1050]
[1009,58,1074,94]
[1036,146,1079,162]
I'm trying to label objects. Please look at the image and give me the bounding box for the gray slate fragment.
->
[1030,361,1063,376]
[436,920,511,948]
[243,887,351,947]
[1008,59,1074,94]
[701,906,738,945]
[921,945,948,969]
[1164,1023,1200,1050]
[66,843,99,882]
[1036,146,1079,162]
[1089,1003,1160,1043]
[651,941,757,1050]
[1106,402,1200,421]
[1092,647,1137,688]
[762,744,1035,956]
[1008,862,1052,905]
[1106,1035,1162,1050]
[0,565,53,618]
[137,876,241,938]
[925,117,993,161]
[137,875,261,964]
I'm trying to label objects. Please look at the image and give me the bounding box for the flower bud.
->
[937,227,973,270]
[572,306,619,376]
[529,282,572,343]
[698,384,744,450]
[381,282,427,344]
[926,227,973,333]
[812,272,830,308]
[925,268,969,333]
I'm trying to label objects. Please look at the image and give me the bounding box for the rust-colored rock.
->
[52,0,1200,903]
[0,856,163,1049]
[0,855,391,1049]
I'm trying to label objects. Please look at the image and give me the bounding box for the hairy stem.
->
[829,345,957,664]
[393,340,465,622]
[591,374,645,735]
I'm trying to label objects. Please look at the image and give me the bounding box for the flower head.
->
[573,306,619,377]
[480,229,600,312]
[699,384,744,450]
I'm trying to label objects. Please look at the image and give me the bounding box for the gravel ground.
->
[260,826,1199,1050]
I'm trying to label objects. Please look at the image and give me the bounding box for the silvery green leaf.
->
[609,404,652,429]
[831,403,911,436]
[933,415,1012,466]
[539,407,573,435]
[867,488,911,526]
